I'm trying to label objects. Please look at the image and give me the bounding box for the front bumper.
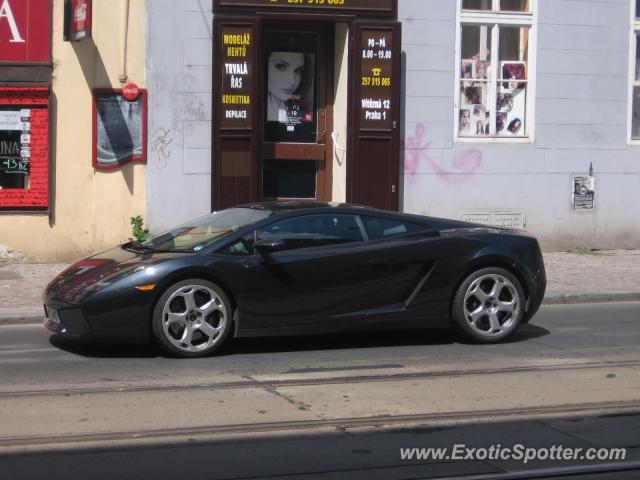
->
[43,305,91,338]
[43,287,154,343]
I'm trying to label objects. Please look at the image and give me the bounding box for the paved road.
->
[1,302,640,390]
[0,303,639,479]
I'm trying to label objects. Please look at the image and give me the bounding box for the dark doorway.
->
[259,25,334,201]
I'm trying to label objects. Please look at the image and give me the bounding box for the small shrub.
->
[130,215,151,242]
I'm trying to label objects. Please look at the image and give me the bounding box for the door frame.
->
[347,20,401,211]
[258,21,335,202]
[212,11,401,211]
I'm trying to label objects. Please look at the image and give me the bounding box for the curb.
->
[0,311,43,326]
[1,294,639,326]
[543,293,640,305]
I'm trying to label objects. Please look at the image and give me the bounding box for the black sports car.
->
[44,202,546,357]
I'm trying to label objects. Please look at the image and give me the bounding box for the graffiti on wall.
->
[404,124,482,183]
[151,127,173,169]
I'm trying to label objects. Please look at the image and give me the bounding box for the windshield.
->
[143,208,272,252]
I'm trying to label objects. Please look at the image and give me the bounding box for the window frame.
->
[454,0,537,143]
[628,0,640,144]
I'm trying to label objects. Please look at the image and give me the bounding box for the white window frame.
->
[454,0,538,143]
[629,0,640,144]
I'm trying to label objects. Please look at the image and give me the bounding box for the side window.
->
[219,238,252,256]
[257,214,364,251]
[361,216,426,240]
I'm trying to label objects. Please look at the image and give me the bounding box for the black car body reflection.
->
[44,202,546,357]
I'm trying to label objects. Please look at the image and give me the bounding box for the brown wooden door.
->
[258,24,333,201]
[348,21,401,211]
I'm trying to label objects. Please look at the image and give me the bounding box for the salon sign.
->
[220,26,254,129]
[0,0,51,63]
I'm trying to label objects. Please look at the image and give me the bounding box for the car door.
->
[356,215,441,321]
[237,213,388,331]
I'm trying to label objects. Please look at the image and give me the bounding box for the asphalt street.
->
[0,302,639,479]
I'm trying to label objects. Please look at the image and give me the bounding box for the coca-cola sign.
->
[64,0,92,42]
[122,83,140,101]
[0,0,51,63]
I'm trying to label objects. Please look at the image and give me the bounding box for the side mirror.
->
[253,238,285,257]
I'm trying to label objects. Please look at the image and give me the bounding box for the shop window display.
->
[458,1,533,139]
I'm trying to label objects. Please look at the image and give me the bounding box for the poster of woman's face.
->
[472,60,489,80]
[496,87,526,136]
[459,108,472,135]
[501,62,526,89]
[264,49,316,143]
[461,61,473,81]
[497,92,514,112]
[460,104,489,136]
[463,85,486,106]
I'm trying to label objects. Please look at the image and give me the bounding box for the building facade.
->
[2,0,640,261]
[0,0,146,261]
[147,0,640,252]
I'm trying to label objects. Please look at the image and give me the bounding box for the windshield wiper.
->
[121,241,195,254]
[121,240,157,253]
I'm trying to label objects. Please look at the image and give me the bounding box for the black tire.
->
[151,278,233,358]
[451,267,525,343]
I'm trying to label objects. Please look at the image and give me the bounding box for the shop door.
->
[259,25,333,201]
[349,21,401,211]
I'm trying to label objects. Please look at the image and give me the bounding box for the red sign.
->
[69,0,91,41]
[0,0,51,63]
[122,83,140,101]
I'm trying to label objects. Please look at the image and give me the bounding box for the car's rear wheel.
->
[451,267,524,343]
[152,279,232,357]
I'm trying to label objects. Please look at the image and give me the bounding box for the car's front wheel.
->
[451,267,525,343]
[152,279,232,357]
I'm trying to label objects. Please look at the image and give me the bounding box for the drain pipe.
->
[119,0,130,84]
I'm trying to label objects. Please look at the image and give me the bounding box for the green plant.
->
[130,215,151,242]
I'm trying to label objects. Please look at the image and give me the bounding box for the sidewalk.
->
[1,250,640,324]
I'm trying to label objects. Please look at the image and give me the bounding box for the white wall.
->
[146,0,213,233]
[399,0,640,250]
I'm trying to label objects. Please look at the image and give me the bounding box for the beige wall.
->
[0,0,146,262]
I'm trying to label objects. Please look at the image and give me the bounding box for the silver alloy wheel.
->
[463,273,520,337]
[161,284,227,354]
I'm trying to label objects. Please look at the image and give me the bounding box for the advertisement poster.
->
[572,175,595,210]
[94,91,146,169]
[263,32,317,143]
[69,0,92,41]
[0,109,31,190]
[459,58,490,137]
[501,61,526,89]
[497,87,526,136]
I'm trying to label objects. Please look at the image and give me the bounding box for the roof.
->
[238,201,373,213]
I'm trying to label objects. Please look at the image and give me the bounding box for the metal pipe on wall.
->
[119,0,130,83]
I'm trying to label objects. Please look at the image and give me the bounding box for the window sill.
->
[455,136,534,145]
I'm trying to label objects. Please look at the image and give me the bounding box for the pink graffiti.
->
[404,124,482,183]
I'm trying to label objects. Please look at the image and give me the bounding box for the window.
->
[631,0,640,140]
[457,0,535,139]
[254,214,364,252]
[0,88,50,209]
[360,216,426,240]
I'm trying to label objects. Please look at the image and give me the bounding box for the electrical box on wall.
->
[462,211,527,230]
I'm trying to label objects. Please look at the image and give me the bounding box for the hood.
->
[45,247,191,304]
